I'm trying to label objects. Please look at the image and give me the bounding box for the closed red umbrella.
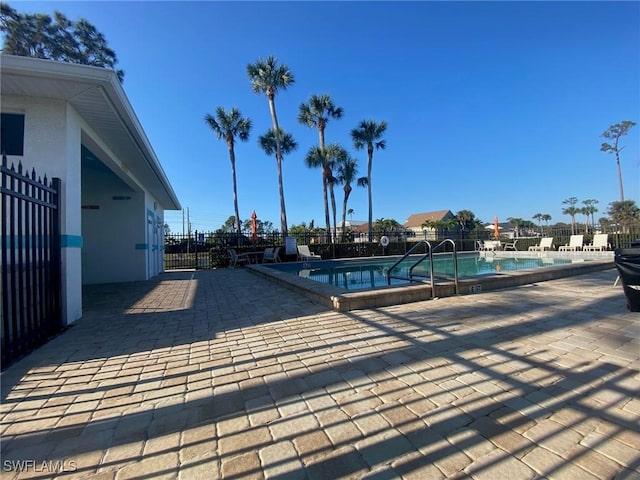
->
[493,216,500,239]
[251,210,258,243]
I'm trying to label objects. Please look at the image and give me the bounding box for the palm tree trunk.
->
[330,183,337,244]
[322,174,331,243]
[318,127,331,241]
[267,95,288,236]
[367,148,373,242]
[341,185,351,241]
[229,147,241,247]
[616,151,625,202]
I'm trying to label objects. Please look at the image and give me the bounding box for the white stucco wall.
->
[81,166,147,284]
[3,94,168,322]
[3,96,83,324]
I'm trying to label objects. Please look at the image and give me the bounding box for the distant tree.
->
[582,199,599,233]
[455,210,479,239]
[0,2,124,81]
[247,55,295,236]
[421,218,456,239]
[607,200,640,233]
[507,217,525,237]
[373,218,403,236]
[334,153,361,241]
[600,121,636,202]
[304,143,348,241]
[163,223,171,235]
[221,215,237,233]
[562,197,580,234]
[541,214,552,227]
[521,220,536,236]
[351,120,387,242]
[204,107,252,246]
[298,94,344,240]
[347,208,354,221]
[533,213,543,233]
[258,128,298,219]
[242,218,274,233]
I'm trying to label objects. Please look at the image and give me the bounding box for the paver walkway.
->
[1,268,638,479]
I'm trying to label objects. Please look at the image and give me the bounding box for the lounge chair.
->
[476,240,486,251]
[484,240,501,251]
[297,245,322,261]
[262,246,281,263]
[228,249,250,268]
[559,235,584,252]
[504,239,518,251]
[528,237,554,251]
[584,234,609,252]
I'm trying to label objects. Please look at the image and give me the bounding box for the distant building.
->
[404,210,455,239]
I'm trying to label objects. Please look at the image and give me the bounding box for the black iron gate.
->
[1,154,62,368]
[164,231,209,270]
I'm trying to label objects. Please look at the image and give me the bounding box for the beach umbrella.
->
[251,210,258,243]
[493,216,500,239]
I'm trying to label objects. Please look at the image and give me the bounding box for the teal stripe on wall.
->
[135,243,149,250]
[61,235,83,248]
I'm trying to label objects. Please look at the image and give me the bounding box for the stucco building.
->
[1,54,181,325]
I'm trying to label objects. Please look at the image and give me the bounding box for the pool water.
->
[268,255,574,291]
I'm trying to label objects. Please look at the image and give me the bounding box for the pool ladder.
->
[385,239,459,297]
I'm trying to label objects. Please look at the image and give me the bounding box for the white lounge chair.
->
[528,237,554,251]
[559,235,584,252]
[484,240,501,251]
[262,246,281,263]
[228,249,250,268]
[297,245,322,261]
[476,240,486,251]
[504,239,518,251]
[584,234,609,252]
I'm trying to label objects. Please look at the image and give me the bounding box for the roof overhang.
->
[0,54,181,210]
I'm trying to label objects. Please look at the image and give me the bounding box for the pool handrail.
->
[423,239,459,295]
[386,239,459,297]
[386,240,431,284]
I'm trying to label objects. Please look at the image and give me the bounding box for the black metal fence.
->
[164,226,640,270]
[1,155,62,368]
[164,231,210,270]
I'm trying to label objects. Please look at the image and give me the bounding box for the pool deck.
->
[1,267,639,479]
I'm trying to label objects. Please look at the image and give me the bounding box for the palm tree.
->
[298,94,344,241]
[258,127,298,186]
[247,55,295,236]
[304,143,346,242]
[334,153,361,240]
[562,197,580,235]
[204,107,251,246]
[607,200,640,233]
[581,199,599,233]
[351,120,387,242]
[533,213,543,234]
[456,210,478,239]
[258,128,298,238]
[600,121,636,202]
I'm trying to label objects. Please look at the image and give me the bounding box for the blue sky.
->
[12,1,640,233]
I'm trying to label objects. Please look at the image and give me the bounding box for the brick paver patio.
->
[1,267,638,479]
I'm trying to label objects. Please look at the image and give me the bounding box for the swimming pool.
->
[266,255,575,290]
[249,251,614,311]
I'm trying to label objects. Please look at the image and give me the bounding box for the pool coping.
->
[247,252,615,312]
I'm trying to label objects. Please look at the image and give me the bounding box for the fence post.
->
[195,230,198,269]
[50,177,62,331]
